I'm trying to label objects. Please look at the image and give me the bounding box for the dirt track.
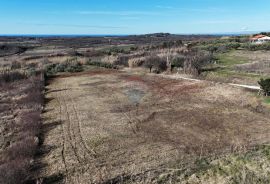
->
[40,69,270,183]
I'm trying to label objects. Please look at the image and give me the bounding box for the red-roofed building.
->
[250,35,270,44]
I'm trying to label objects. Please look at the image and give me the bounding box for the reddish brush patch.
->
[121,74,201,98]
[143,76,201,98]
[57,69,119,79]
[48,69,121,84]
[121,75,146,83]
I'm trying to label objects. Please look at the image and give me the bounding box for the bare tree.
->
[184,51,213,76]
[143,55,167,73]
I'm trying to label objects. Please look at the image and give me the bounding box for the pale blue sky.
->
[0,0,269,35]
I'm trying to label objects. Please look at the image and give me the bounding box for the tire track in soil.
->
[57,87,83,167]
[60,83,99,177]
[55,93,69,183]
[64,85,97,159]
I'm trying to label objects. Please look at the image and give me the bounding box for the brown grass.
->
[40,69,270,183]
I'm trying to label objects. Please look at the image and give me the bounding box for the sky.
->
[0,0,270,35]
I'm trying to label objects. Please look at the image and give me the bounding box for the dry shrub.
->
[23,55,44,61]
[19,111,42,137]
[114,55,129,66]
[0,70,27,85]
[184,51,213,76]
[143,55,167,73]
[128,57,145,68]
[4,137,38,162]
[10,61,22,69]
[0,158,30,184]
[0,71,44,183]
[84,49,104,57]
[235,61,270,74]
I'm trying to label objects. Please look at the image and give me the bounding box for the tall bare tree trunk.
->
[166,49,172,73]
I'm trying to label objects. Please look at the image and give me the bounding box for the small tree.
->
[184,52,213,76]
[258,78,270,96]
[143,59,153,73]
[171,56,185,69]
[143,55,167,73]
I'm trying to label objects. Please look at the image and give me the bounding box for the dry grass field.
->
[1,36,270,183]
[40,68,270,183]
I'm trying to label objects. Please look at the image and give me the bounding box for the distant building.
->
[250,35,270,44]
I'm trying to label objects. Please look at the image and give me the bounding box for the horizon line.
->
[0,31,265,37]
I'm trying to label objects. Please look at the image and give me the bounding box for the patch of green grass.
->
[264,97,270,104]
[203,51,265,83]
[215,52,249,68]
[216,70,261,79]
[204,69,262,84]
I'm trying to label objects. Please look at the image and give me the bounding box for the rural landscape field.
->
[1,1,270,184]
[0,33,270,184]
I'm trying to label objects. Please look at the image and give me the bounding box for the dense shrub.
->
[10,61,21,69]
[83,49,105,57]
[159,40,183,49]
[19,111,42,137]
[103,47,128,55]
[4,137,38,162]
[65,62,83,73]
[203,42,241,53]
[0,70,27,85]
[86,60,118,69]
[114,56,129,67]
[0,73,44,184]
[0,158,30,184]
[243,43,270,51]
[68,49,83,57]
[45,59,83,76]
[143,55,167,73]
[184,51,213,76]
[171,56,185,68]
[130,46,138,51]
[258,78,270,96]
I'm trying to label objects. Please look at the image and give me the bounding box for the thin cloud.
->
[22,22,126,29]
[156,5,174,9]
[76,11,160,16]
[241,26,249,31]
[120,17,141,20]
[156,5,227,13]
[194,20,237,24]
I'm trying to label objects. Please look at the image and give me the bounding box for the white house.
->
[250,35,270,44]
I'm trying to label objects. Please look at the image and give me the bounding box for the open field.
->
[40,67,270,183]
[203,50,270,85]
[1,34,270,183]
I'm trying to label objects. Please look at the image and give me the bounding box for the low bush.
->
[10,61,21,69]
[171,56,185,68]
[0,72,44,184]
[0,70,28,85]
[203,42,241,53]
[19,111,42,137]
[0,158,30,184]
[84,49,105,57]
[45,59,83,76]
[243,42,270,51]
[86,60,118,69]
[258,78,270,96]
[143,55,167,73]
[184,51,213,76]
[4,137,38,162]
[114,56,129,67]
[103,47,128,55]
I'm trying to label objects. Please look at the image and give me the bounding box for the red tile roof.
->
[250,34,266,40]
